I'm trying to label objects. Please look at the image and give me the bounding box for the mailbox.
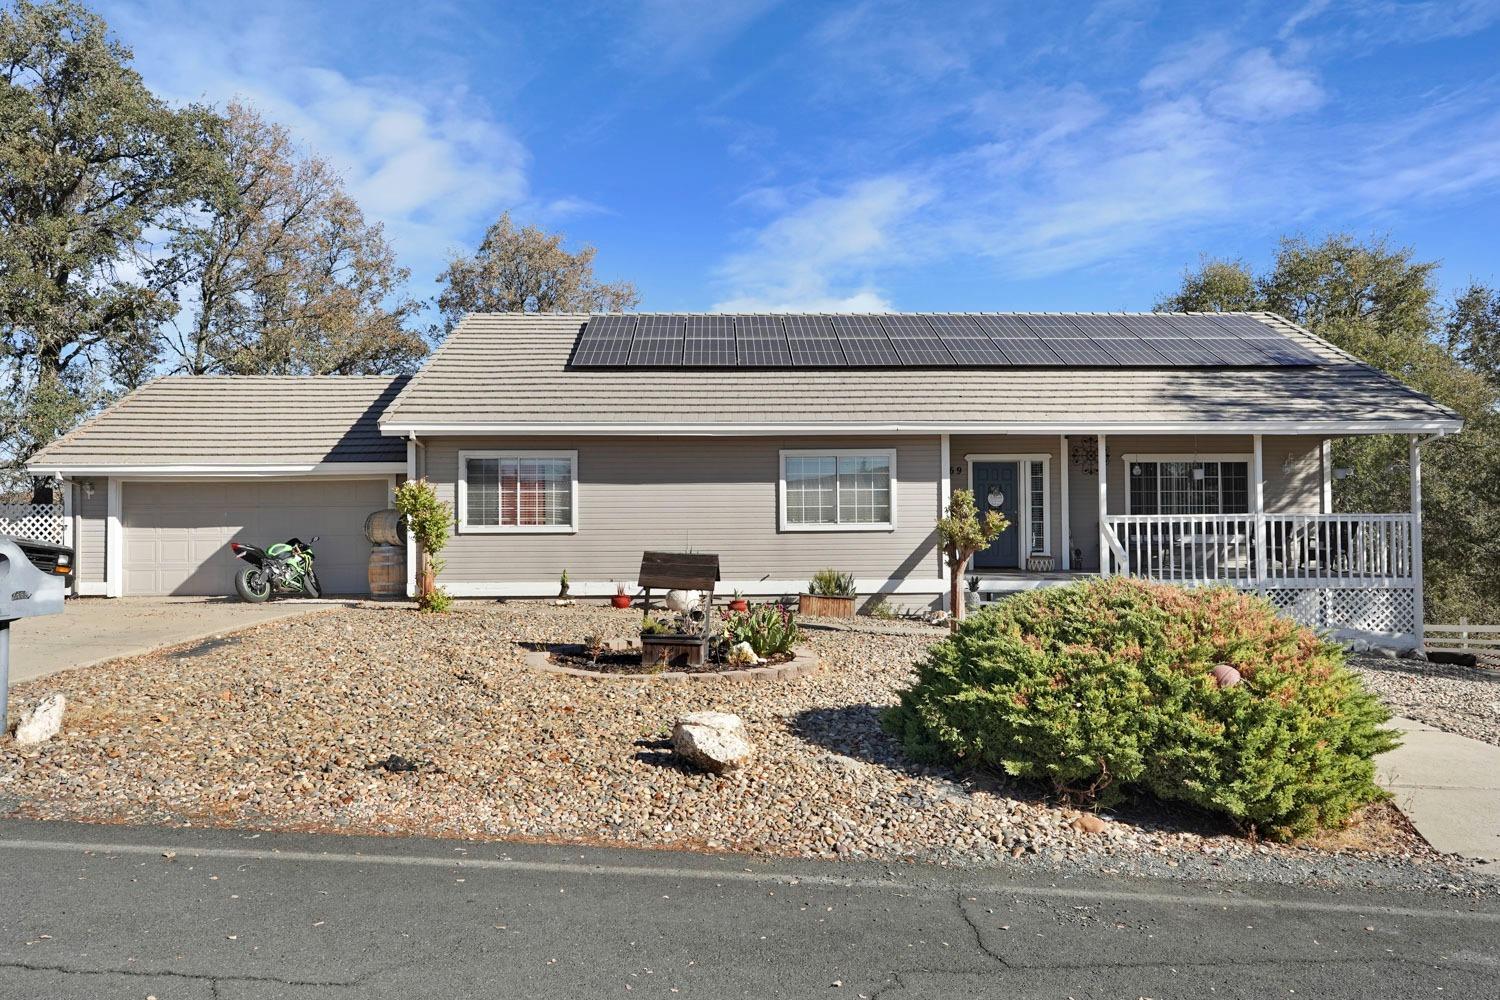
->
[2,534,70,727]
[0,536,68,620]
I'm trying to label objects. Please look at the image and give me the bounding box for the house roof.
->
[378,312,1463,436]
[29,375,409,473]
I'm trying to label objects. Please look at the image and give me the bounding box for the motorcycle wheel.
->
[235,566,273,603]
[302,569,321,599]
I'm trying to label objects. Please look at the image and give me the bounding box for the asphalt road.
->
[1,820,1496,999]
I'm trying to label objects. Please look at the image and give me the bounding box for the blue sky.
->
[98,0,1500,315]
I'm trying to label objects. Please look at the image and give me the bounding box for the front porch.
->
[948,431,1430,641]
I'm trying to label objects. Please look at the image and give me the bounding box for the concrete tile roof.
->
[378,313,1461,434]
[30,375,409,470]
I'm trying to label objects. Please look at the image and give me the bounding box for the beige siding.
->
[75,481,107,585]
[425,435,943,590]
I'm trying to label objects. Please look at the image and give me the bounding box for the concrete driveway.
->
[6,597,355,685]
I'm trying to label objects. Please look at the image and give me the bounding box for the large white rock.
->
[672,711,752,774]
[13,694,65,745]
[726,641,761,666]
[665,589,702,614]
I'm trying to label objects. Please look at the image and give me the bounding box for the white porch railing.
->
[1103,513,1416,587]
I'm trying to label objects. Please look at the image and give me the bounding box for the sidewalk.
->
[1379,716,1500,865]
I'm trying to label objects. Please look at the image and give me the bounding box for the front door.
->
[971,462,1020,569]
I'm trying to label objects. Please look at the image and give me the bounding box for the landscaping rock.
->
[726,641,761,666]
[672,711,752,774]
[1071,813,1108,835]
[1210,665,1241,688]
[12,694,65,745]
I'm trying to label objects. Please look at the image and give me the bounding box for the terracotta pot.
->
[611,594,632,609]
[729,599,749,612]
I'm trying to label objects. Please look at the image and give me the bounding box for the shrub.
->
[640,614,673,636]
[418,587,452,614]
[808,568,855,597]
[882,577,1398,839]
[724,604,801,657]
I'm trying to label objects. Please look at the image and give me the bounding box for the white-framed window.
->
[1124,455,1252,515]
[779,449,897,531]
[966,453,1051,556]
[458,450,578,533]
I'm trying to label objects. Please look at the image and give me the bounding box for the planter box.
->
[641,633,708,667]
[799,593,856,618]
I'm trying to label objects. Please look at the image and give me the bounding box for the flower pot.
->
[964,590,980,611]
[729,599,749,613]
[799,593,855,619]
[611,594,632,609]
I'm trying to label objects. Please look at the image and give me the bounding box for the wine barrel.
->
[364,508,405,546]
[367,544,405,598]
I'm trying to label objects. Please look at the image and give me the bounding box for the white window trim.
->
[457,449,579,534]
[1121,453,1254,515]
[778,448,898,532]
[964,453,1052,556]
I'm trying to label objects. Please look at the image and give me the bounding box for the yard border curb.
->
[521,645,819,683]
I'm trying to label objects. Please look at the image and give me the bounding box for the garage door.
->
[122,480,391,596]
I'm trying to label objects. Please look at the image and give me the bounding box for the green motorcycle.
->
[229,536,322,602]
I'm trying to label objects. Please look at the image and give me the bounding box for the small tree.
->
[393,479,452,612]
[937,489,1009,625]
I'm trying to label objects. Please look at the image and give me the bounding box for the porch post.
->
[1096,433,1108,575]
[105,478,122,598]
[1252,434,1267,584]
[1409,435,1425,648]
[1320,439,1333,514]
[405,437,418,600]
[940,433,952,610]
[1059,434,1071,571]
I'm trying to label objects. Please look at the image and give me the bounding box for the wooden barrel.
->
[364,509,405,545]
[368,544,405,598]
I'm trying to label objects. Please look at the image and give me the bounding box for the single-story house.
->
[25,311,1463,641]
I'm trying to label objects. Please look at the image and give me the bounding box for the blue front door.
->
[971,462,1019,569]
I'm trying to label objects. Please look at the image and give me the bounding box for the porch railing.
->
[1102,513,1416,587]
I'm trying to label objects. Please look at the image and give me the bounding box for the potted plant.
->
[728,588,749,613]
[965,575,982,611]
[799,568,856,618]
[611,581,632,609]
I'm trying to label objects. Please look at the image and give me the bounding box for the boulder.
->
[672,711,752,774]
[1071,813,1108,835]
[725,641,761,666]
[13,694,65,745]
[1210,664,1242,689]
[665,589,702,614]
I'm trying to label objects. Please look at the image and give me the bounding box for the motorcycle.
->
[229,537,322,602]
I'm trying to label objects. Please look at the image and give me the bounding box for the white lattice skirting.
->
[0,502,65,544]
[1259,586,1416,635]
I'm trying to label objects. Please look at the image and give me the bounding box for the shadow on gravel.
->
[168,636,244,659]
[790,703,1241,840]
[632,737,694,772]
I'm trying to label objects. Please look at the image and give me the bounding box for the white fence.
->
[1424,621,1500,666]
[0,501,67,545]
[1102,512,1419,634]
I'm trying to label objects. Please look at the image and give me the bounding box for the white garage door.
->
[122,480,391,596]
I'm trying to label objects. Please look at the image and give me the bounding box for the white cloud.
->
[1206,49,1325,121]
[713,177,929,311]
[621,0,782,68]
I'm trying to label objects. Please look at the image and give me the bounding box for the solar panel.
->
[736,315,790,366]
[1090,338,1168,366]
[1239,339,1321,365]
[924,315,1012,365]
[880,315,953,365]
[1045,338,1120,366]
[1141,338,1235,365]
[1020,315,1091,338]
[1111,314,1196,339]
[1206,314,1280,339]
[629,315,684,366]
[683,315,737,366]
[967,315,1061,364]
[784,315,845,366]
[572,315,635,366]
[829,315,900,366]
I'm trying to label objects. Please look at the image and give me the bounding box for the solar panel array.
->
[569,314,1325,369]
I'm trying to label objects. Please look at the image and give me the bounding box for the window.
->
[1028,460,1046,553]
[458,451,577,533]
[1127,458,1250,515]
[781,450,895,530]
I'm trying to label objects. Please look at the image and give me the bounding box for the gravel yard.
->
[1350,656,1500,747]
[1,603,1491,893]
